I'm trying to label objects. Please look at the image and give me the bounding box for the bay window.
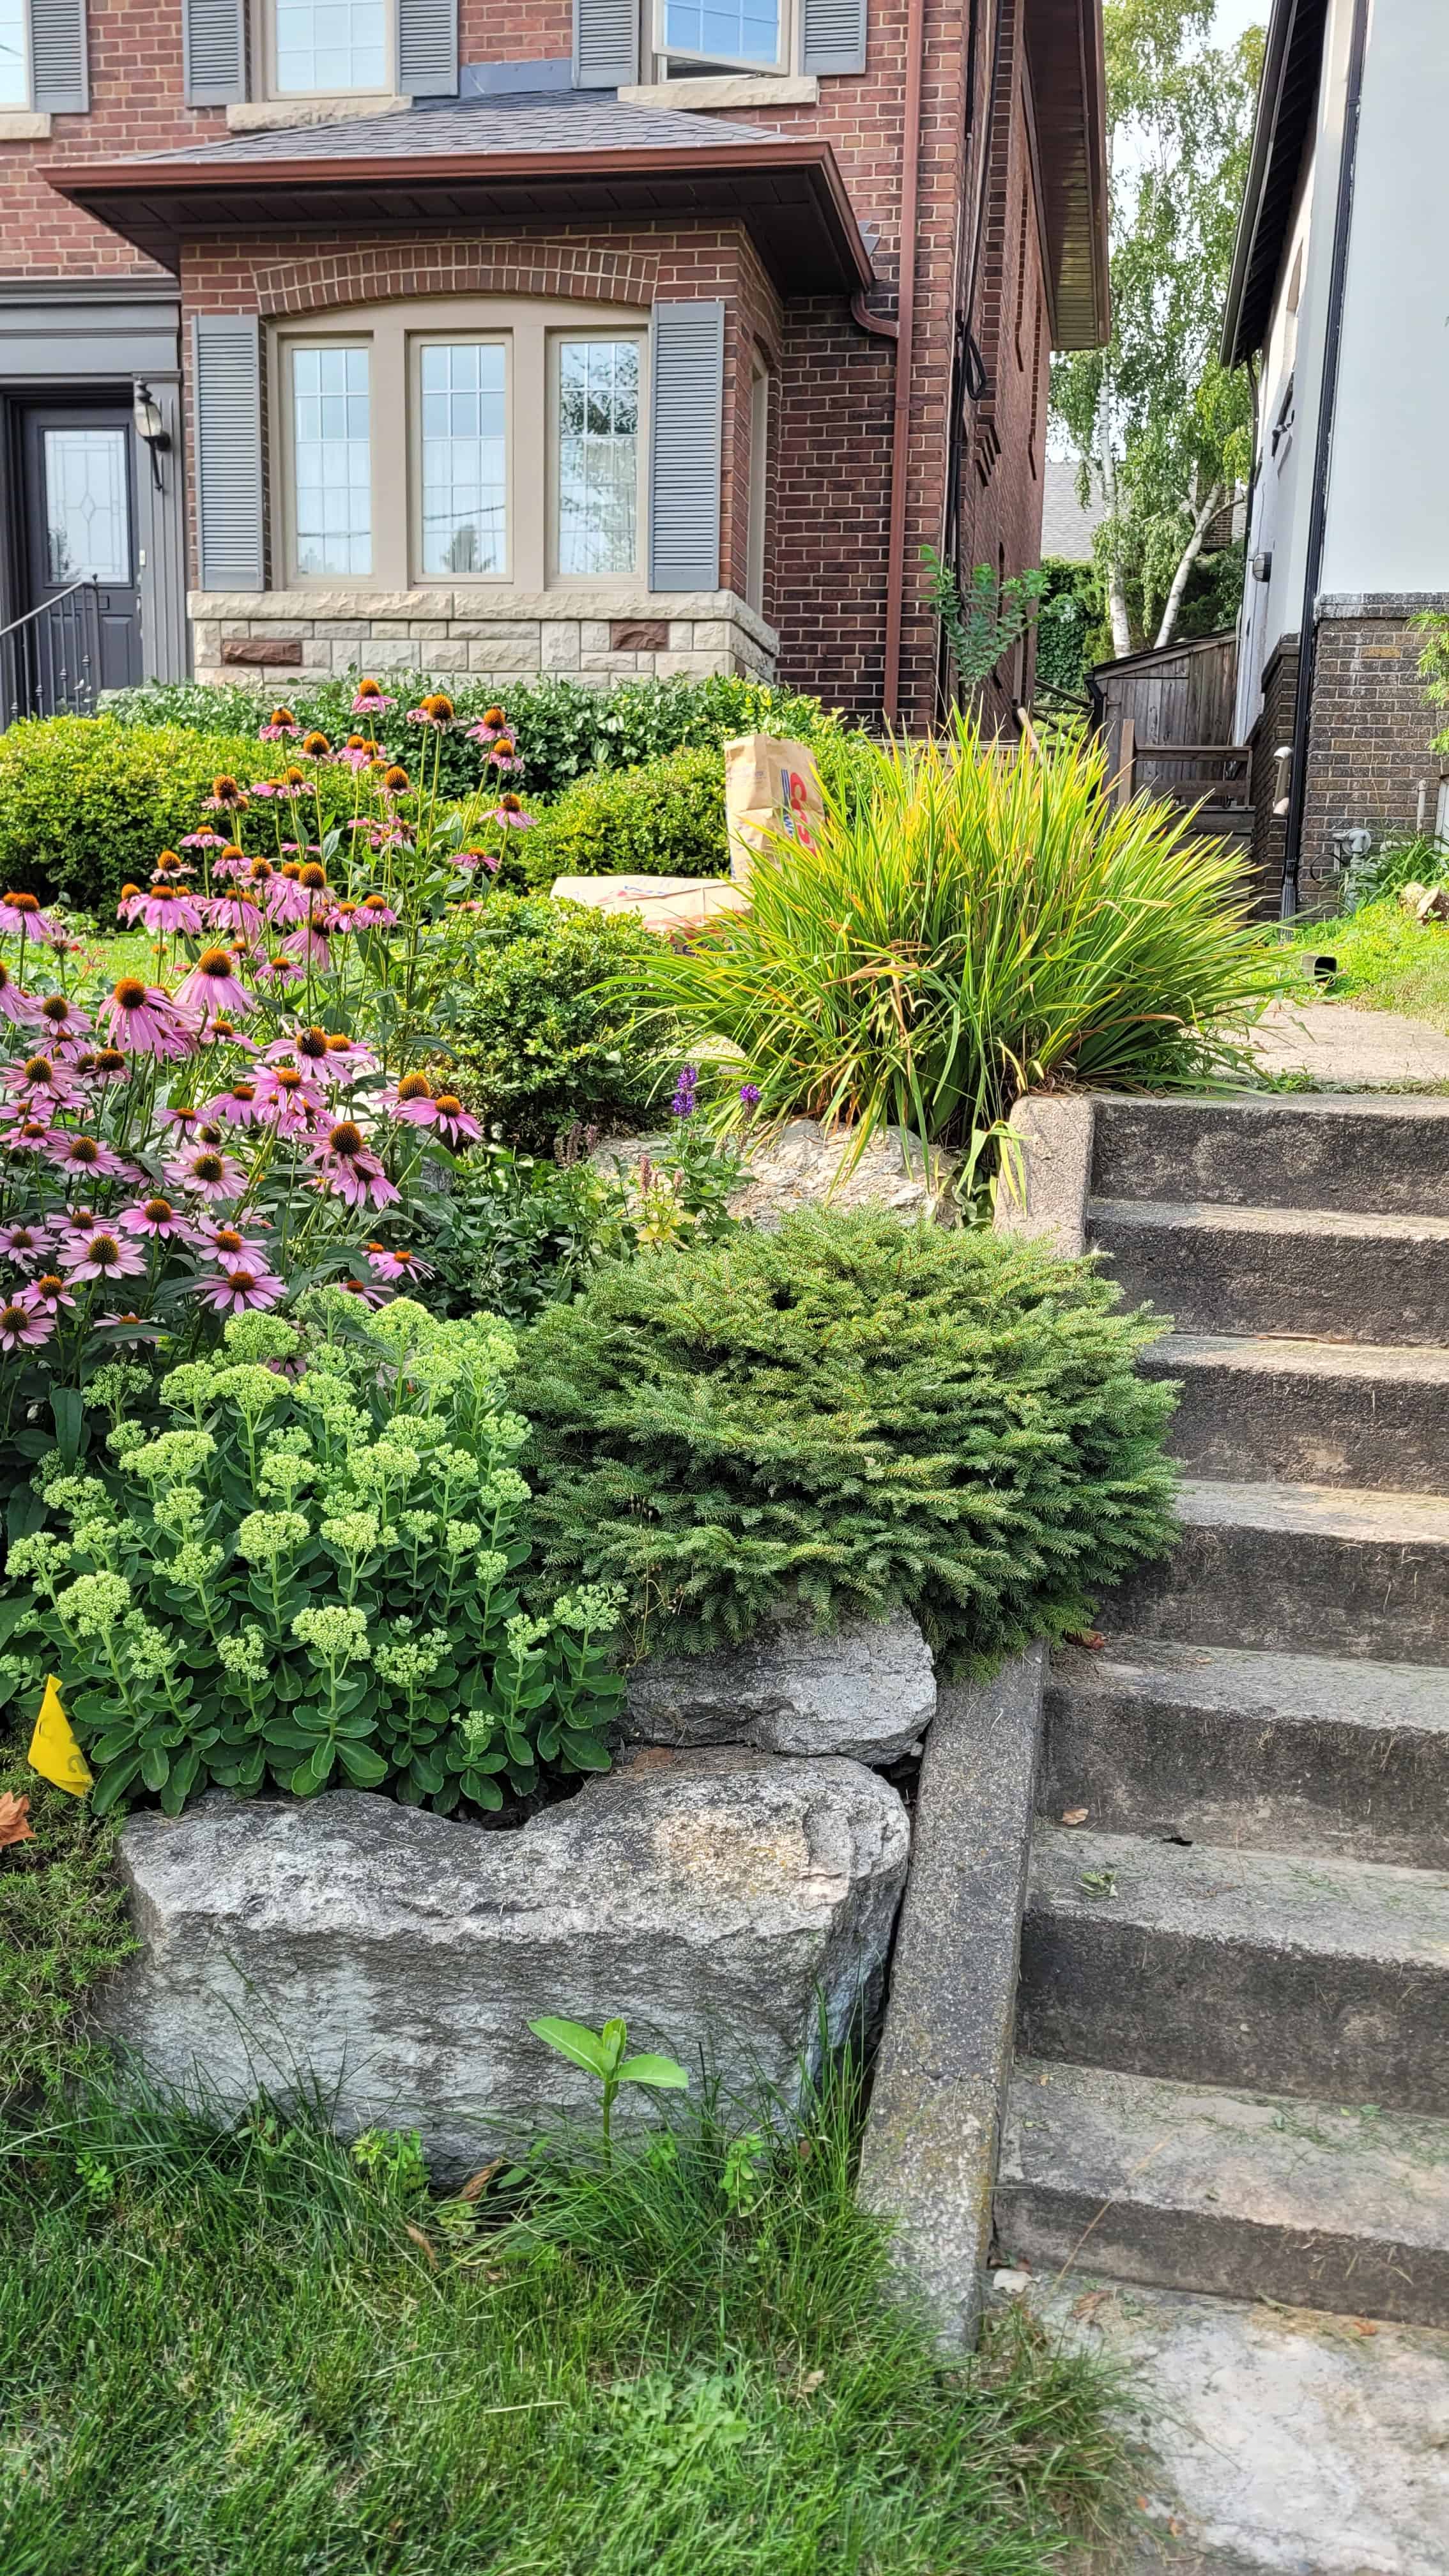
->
[272,300,648,592]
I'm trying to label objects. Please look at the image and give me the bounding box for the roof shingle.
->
[143,89,781,167]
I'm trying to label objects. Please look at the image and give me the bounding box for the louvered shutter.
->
[28,0,88,111]
[572,0,638,88]
[399,0,457,96]
[648,302,724,594]
[183,0,245,105]
[193,316,264,593]
[801,0,866,75]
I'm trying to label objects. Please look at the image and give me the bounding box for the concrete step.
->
[1089,1197,1449,1344]
[1106,1477,1449,1664]
[1016,1825,1449,2115]
[1091,1092,1449,1218]
[1142,1330,1449,1491]
[997,2059,1449,2326]
[1041,1637,1449,1867]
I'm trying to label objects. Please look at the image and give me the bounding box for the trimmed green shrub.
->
[519,1208,1177,1668]
[521,746,728,887]
[443,894,671,1149]
[0,719,356,915]
[102,671,862,802]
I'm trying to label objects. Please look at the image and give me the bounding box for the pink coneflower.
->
[256,954,305,988]
[351,678,395,717]
[365,1241,434,1284]
[0,1295,53,1351]
[162,1102,204,1137]
[152,849,193,878]
[0,891,59,941]
[86,1048,132,1087]
[0,958,36,1025]
[267,1024,334,1074]
[62,1227,147,1285]
[381,1072,443,1128]
[130,884,207,939]
[198,1015,257,1055]
[45,1132,131,1183]
[259,705,300,741]
[102,978,198,1062]
[253,1063,324,1135]
[486,735,523,773]
[118,1195,193,1241]
[466,704,509,745]
[4,1053,86,1113]
[194,1217,272,1264]
[203,775,249,813]
[172,947,257,1023]
[32,992,91,1054]
[451,848,500,878]
[355,893,399,928]
[309,1119,398,1211]
[204,891,266,939]
[0,1221,49,1267]
[1,1118,57,1157]
[380,765,411,801]
[282,923,332,972]
[164,1144,248,1202]
[22,1271,76,1314]
[338,733,379,770]
[489,794,533,831]
[336,1273,388,1308]
[203,1078,266,1128]
[431,1088,482,1148]
[180,829,229,853]
[327,899,363,935]
[194,1262,286,1314]
[405,692,455,730]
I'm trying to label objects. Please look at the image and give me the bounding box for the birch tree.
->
[1052,0,1263,655]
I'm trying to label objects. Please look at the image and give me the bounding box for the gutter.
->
[1280,0,1370,919]
[879,0,928,727]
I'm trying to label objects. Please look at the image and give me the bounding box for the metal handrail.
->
[0,574,98,643]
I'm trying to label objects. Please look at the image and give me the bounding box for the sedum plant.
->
[0,1292,624,1817]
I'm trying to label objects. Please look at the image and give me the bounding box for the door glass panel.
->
[43,430,131,585]
[291,345,372,578]
[274,0,388,93]
[556,342,640,579]
[0,0,27,105]
[419,344,507,576]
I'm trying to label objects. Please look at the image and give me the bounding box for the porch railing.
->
[0,579,102,730]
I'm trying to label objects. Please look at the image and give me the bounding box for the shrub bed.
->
[519,1207,1177,1669]
[521,746,728,887]
[442,894,670,1148]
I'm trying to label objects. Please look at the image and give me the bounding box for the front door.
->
[20,406,143,705]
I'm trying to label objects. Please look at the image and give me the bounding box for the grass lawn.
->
[1289,898,1449,1032]
[0,1775,1135,2576]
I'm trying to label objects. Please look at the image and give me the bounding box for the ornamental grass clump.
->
[519,1207,1177,1669]
[622,709,1284,1153]
[0,1292,624,1818]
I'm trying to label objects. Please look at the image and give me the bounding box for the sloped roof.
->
[141,89,781,165]
[1221,0,1329,367]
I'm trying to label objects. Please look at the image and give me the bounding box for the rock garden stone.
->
[98,1750,910,2175]
[624,1608,936,1765]
[594,1116,958,1225]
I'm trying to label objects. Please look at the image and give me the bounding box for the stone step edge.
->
[1090,1195,1449,1244]
[1045,1635,1449,1735]
[1143,1330,1449,1386]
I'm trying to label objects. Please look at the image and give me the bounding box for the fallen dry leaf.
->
[1066,1630,1106,1650]
[0,1791,34,1850]
[404,2224,438,2269]
[459,2159,505,2203]
[1061,1807,1089,1827]
[1351,2318,1379,2336]
[799,2369,826,2395]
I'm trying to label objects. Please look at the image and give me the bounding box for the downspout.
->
[881,0,928,726]
[1280,0,1372,919]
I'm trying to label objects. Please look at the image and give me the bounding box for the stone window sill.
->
[0,109,52,139]
[226,95,411,132]
[618,74,818,109]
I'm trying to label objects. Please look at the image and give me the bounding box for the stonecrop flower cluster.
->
[0,1292,624,1818]
[0,689,535,1411]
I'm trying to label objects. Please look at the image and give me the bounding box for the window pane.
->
[0,0,26,105]
[292,346,371,578]
[663,0,780,64]
[419,344,507,577]
[556,342,639,579]
[274,0,387,93]
[43,431,130,585]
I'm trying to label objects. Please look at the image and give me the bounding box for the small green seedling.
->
[528,2014,688,2161]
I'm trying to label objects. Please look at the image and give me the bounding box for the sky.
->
[1213,0,1269,43]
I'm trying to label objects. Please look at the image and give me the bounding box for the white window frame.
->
[269,298,651,594]
[263,0,397,101]
[654,0,793,77]
[746,354,769,614]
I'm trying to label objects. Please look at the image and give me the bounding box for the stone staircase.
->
[994,1095,1449,2333]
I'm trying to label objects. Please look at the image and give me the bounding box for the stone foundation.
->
[188,588,779,687]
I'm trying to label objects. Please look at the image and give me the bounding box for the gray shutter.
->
[399,0,457,96]
[28,0,88,111]
[648,302,724,594]
[183,0,246,104]
[192,316,264,594]
[801,0,866,75]
[572,0,638,88]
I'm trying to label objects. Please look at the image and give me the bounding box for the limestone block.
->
[624,1609,935,1765]
[541,624,583,670]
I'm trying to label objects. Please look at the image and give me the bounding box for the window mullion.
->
[516,319,546,594]
[375,316,408,588]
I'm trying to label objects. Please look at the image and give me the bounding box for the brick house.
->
[1225,0,1449,913]
[1,0,1106,726]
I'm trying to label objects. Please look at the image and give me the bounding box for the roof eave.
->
[1220,0,1328,367]
[1025,0,1111,352]
[42,137,875,298]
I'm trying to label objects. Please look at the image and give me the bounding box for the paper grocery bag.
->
[724,736,824,886]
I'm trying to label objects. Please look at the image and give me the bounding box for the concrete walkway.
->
[1251,996,1449,1085]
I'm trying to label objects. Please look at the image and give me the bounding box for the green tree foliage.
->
[1052,0,1264,654]
[519,1208,1178,1670]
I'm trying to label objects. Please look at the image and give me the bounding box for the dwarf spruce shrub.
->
[519,1208,1178,1669]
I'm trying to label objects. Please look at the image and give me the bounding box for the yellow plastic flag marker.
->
[27,1675,93,1797]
